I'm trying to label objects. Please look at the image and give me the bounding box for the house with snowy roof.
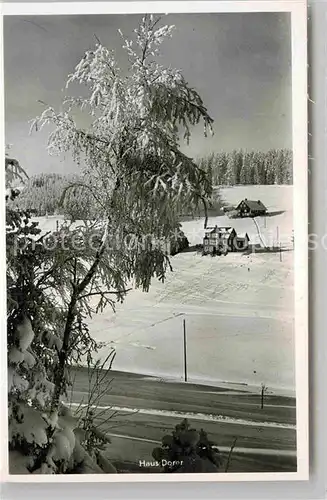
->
[235,199,267,217]
[203,226,250,255]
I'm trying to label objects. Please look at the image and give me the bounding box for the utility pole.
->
[183,318,187,382]
[279,242,282,262]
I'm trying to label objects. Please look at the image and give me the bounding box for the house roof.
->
[237,199,267,211]
[237,232,250,240]
[205,226,234,235]
[220,232,233,240]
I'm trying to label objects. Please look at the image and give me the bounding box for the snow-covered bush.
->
[169,225,189,256]
[7,314,116,474]
[152,419,221,473]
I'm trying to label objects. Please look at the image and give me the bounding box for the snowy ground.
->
[34,185,295,395]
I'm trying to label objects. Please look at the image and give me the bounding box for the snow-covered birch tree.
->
[26,14,214,462]
[4,24,205,467]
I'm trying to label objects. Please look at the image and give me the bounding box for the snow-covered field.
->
[34,185,295,395]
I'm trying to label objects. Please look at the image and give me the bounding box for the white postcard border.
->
[0,0,308,483]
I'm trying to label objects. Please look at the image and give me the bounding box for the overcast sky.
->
[4,12,292,176]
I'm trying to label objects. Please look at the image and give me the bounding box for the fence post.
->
[183,318,187,382]
[260,383,266,409]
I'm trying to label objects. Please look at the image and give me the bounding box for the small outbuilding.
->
[234,232,250,251]
[236,199,267,217]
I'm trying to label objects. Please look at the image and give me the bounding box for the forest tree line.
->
[198,148,293,186]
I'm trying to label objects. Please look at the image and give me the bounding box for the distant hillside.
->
[12,172,96,220]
